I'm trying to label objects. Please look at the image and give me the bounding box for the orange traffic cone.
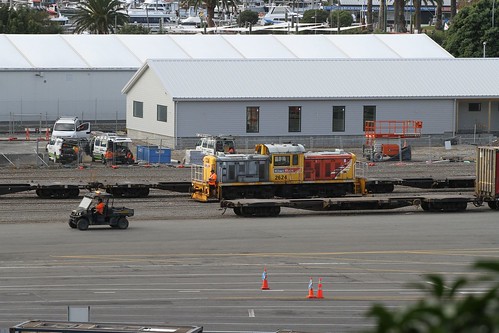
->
[316,278,324,299]
[307,277,316,298]
[261,267,270,290]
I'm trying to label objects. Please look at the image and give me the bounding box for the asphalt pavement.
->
[1,211,498,333]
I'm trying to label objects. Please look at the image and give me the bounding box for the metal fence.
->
[0,133,496,168]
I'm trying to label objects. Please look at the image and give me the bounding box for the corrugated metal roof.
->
[138,58,499,99]
[0,34,453,70]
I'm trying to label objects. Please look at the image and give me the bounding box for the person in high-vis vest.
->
[105,149,113,165]
[93,197,106,221]
[208,169,217,197]
[95,197,105,215]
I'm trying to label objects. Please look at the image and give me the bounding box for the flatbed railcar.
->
[221,194,473,217]
[0,181,192,199]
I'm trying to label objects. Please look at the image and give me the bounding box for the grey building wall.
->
[0,70,134,124]
[126,98,455,149]
[175,99,454,137]
[457,100,499,133]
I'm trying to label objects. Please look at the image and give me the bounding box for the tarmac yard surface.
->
[0,212,498,333]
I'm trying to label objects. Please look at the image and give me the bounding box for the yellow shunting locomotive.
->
[191,143,368,202]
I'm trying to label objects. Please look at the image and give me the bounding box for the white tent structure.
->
[0,34,452,128]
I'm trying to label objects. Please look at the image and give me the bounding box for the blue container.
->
[136,145,157,161]
[136,145,171,163]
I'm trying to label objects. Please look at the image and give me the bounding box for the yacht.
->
[125,0,178,25]
[260,5,302,25]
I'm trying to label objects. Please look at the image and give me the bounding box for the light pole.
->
[483,41,487,58]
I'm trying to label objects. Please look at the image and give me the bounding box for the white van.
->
[91,133,134,164]
[52,117,91,139]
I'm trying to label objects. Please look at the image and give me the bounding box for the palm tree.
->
[379,0,386,31]
[414,0,421,32]
[73,0,129,34]
[185,0,237,27]
[367,0,373,31]
[434,0,443,29]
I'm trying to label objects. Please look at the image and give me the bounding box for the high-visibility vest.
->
[208,173,217,186]
[96,202,105,214]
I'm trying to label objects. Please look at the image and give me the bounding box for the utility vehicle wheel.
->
[117,217,129,230]
[68,221,77,229]
[77,218,89,231]
[421,202,430,211]
[488,201,499,210]
[234,207,242,216]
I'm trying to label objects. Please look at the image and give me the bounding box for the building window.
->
[246,106,259,133]
[157,105,167,122]
[133,101,143,118]
[363,105,376,131]
[288,106,301,132]
[469,103,481,112]
[332,106,345,132]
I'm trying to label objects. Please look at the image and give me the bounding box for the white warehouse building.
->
[1,33,450,129]
[123,58,499,149]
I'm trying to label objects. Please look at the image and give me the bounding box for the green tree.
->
[367,260,499,332]
[444,0,499,57]
[302,9,329,23]
[72,0,129,34]
[328,10,354,29]
[0,5,63,33]
[237,10,258,27]
[118,23,151,34]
